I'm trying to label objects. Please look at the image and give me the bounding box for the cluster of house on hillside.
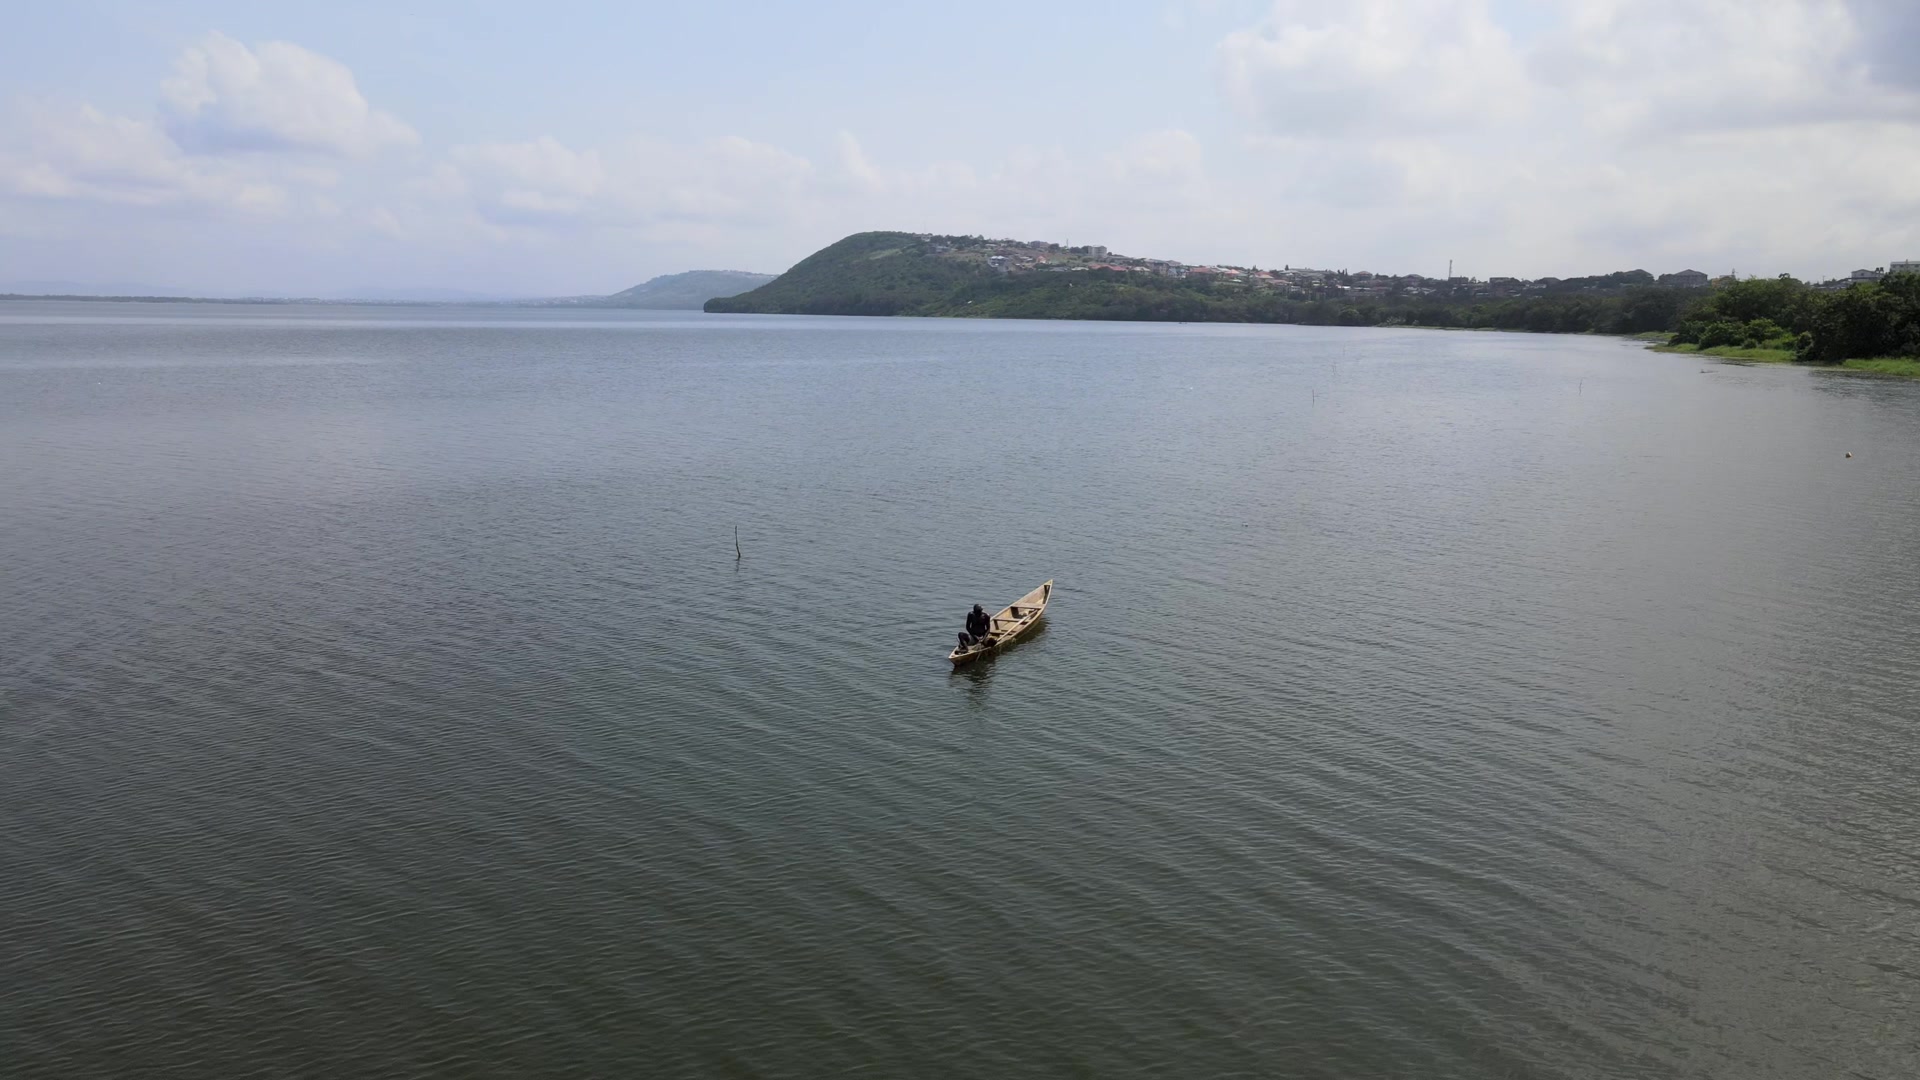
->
[1822,261,1920,289]
[919,235,1917,298]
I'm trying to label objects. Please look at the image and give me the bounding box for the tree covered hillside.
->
[708,231,1692,329]
[706,232,984,315]
[710,231,1920,369]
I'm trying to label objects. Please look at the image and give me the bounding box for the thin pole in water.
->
[735,525,742,561]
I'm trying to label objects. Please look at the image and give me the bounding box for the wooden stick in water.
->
[735,525,742,561]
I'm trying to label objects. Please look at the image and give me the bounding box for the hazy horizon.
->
[0,268,772,302]
[4,1,1917,297]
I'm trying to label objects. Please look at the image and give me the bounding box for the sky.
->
[2,0,1917,296]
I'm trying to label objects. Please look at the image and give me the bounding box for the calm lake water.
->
[2,302,1917,1079]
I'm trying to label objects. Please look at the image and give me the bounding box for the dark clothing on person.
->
[959,605,993,649]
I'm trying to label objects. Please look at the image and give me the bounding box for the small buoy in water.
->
[1845,452,1853,458]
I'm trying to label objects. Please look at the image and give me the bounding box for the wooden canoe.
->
[948,580,1052,666]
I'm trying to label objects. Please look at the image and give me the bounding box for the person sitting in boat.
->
[959,604,993,649]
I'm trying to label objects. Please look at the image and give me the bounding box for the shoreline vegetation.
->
[1837,356,1920,378]
[1651,343,1794,363]
[708,231,1920,377]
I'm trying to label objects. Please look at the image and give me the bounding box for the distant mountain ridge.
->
[1,270,775,307]
[595,270,775,309]
[334,286,522,303]
[2,279,193,297]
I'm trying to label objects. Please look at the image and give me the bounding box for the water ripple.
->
[3,304,1918,1078]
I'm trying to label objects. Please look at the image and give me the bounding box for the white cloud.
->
[1211,0,1920,275]
[1221,0,1529,137]
[1528,0,1918,136]
[450,136,605,222]
[161,32,416,157]
[1108,130,1205,188]
[0,101,285,211]
[365,206,404,240]
[445,133,814,229]
[0,31,415,232]
[654,136,815,223]
[452,136,604,198]
[833,131,885,194]
[6,5,1915,295]
[404,163,468,200]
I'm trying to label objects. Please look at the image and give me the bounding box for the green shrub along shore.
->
[1654,272,1920,373]
[1837,356,1920,377]
[1655,342,1795,363]
[710,232,1920,376]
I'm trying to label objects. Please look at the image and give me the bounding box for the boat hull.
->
[948,580,1052,665]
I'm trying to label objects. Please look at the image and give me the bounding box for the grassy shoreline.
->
[1839,356,1920,378]
[1650,342,1794,363]
[1644,340,1920,378]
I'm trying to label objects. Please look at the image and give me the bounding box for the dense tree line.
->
[912,272,1698,339]
[1667,273,1920,362]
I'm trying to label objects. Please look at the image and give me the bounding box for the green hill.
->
[599,270,774,309]
[705,232,987,315]
[707,231,1695,327]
